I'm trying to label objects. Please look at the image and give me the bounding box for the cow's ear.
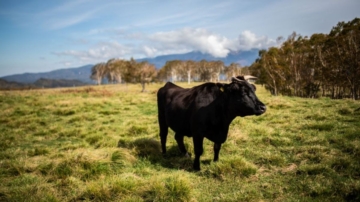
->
[251,84,256,91]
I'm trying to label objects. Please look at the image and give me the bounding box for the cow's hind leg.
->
[159,126,168,154]
[175,133,190,157]
[158,98,168,155]
[193,136,204,171]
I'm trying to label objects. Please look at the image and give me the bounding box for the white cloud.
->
[53,41,132,63]
[238,30,277,50]
[54,28,277,62]
[146,28,231,57]
[142,46,158,58]
[143,28,277,57]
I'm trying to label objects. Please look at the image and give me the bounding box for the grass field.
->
[0,82,359,201]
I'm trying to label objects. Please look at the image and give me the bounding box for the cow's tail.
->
[157,87,168,154]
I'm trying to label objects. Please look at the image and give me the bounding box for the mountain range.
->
[1,50,259,85]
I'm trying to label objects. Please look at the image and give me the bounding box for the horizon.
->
[1,0,359,77]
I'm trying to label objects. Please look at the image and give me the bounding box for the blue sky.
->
[0,0,359,77]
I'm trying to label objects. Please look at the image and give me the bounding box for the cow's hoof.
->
[193,167,201,171]
[193,164,200,171]
[184,152,191,158]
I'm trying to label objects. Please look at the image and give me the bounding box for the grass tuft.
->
[143,175,193,202]
[28,147,49,156]
[127,125,149,135]
[132,138,161,157]
[205,157,257,179]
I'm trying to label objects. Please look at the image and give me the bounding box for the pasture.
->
[0,82,359,201]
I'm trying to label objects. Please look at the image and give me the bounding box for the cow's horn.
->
[231,77,244,83]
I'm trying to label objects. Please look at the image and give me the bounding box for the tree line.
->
[249,18,360,100]
[91,58,250,91]
[90,58,157,92]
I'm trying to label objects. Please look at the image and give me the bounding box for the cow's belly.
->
[204,129,228,143]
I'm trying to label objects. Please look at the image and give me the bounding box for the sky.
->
[0,0,359,77]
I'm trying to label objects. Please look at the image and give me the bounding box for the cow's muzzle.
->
[256,105,266,115]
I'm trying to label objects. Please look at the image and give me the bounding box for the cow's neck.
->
[217,93,238,126]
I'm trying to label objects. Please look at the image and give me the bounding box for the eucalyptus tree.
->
[106,58,127,84]
[162,60,181,82]
[281,32,302,96]
[225,63,242,81]
[90,63,106,85]
[258,48,285,96]
[196,60,212,82]
[209,60,224,82]
[137,61,157,92]
[105,59,117,83]
[123,59,157,92]
[328,18,360,99]
[183,60,196,84]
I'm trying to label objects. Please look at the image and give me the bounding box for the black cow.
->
[157,76,266,170]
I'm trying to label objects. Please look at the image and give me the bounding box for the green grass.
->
[0,83,359,201]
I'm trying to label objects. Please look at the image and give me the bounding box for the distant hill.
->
[0,78,35,90]
[1,64,94,84]
[0,78,88,90]
[1,50,259,84]
[33,78,89,88]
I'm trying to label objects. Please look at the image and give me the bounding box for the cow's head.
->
[226,76,266,117]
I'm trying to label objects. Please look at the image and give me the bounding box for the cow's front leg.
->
[213,143,222,162]
[193,136,204,171]
[175,133,189,157]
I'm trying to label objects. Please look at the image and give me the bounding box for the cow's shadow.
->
[118,138,194,171]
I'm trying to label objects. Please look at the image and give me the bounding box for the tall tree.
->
[329,18,360,99]
[209,60,224,82]
[105,59,117,83]
[90,63,106,85]
[183,60,196,84]
[197,60,212,82]
[123,59,157,92]
[105,59,124,84]
[137,61,157,92]
[225,63,242,81]
[162,60,180,82]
